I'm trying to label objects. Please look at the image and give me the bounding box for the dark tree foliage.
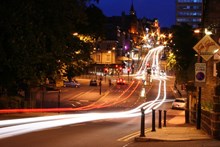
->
[170,23,198,83]
[0,0,103,98]
[84,4,106,40]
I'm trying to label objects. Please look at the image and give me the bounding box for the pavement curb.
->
[134,125,212,142]
[134,136,211,142]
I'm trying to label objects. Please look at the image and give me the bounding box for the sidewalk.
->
[135,109,212,142]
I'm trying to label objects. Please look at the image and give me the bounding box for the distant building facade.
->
[90,1,153,74]
[176,0,203,28]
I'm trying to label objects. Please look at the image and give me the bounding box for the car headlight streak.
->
[0,45,169,139]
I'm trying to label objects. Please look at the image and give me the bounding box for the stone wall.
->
[189,94,220,139]
[201,95,220,140]
[201,110,220,139]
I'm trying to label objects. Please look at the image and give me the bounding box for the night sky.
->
[95,0,176,28]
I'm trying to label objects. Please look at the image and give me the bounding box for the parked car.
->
[90,79,98,86]
[64,80,80,88]
[172,98,186,110]
[116,78,125,85]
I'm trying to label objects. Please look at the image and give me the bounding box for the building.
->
[176,0,203,28]
[202,0,220,99]
[90,1,149,75]
[203,0,220,43]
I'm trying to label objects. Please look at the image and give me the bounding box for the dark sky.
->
[95,0,176,28]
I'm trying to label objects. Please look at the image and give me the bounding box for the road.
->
[35,77,148,110]
[1,44,218,146]
[0,76,183,147]
[1,106,219,147]
[0,107,177,147]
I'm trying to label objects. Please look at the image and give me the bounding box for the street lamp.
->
[99,78,102,95]
[58,89,61,113]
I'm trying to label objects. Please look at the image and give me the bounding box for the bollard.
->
[163,110,167,127]
[140,108,145,137]
[158,110,162,128]
[152,109,156,132]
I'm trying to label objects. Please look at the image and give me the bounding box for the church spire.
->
[130,0,136,16]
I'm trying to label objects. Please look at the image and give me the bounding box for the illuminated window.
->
[177,0,202,3]
[96,55,100,62]
[106,55,110,62]
[178,12,202,16]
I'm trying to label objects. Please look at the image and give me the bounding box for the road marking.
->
[117,128,151,142]
[70,89,94,100]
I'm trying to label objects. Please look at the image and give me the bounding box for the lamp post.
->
[193,28,213,129]
[99,77,102,95]
[58,89,61,113]
[41,85,45,109]
[193,27,210,129]
[196,52,204,129]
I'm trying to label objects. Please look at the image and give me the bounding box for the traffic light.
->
[127,68,131,72]
[146,63,150,68]
[104,68,108,73]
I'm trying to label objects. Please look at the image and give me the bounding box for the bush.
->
[201,100,213,111]
[0,97,8,108]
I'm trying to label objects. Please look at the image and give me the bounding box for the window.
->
[192,18,201,22]
[96,55,100,62]
[177,18,201,23]
[178,0,202,3]
[177,12,202,17]
[106,55,110,62]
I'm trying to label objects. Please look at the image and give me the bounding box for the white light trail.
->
[136,45,164,77]
[0,45,171,139]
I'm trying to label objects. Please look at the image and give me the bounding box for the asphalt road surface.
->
[2,77,218,146]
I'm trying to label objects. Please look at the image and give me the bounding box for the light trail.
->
[0,45,172,139]
[69,80,139,110]
[0,81,137,113]
[0,77,168,139]
[0,78,168,139]
[136,45,164,78]
[0,99,172,139]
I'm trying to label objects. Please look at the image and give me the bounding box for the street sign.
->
[195,63,206,86]
[193,35,220,61]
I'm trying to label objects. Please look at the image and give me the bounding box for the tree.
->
[0,0,103,103]
[83,4,106,40]
[169,23,198,84]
